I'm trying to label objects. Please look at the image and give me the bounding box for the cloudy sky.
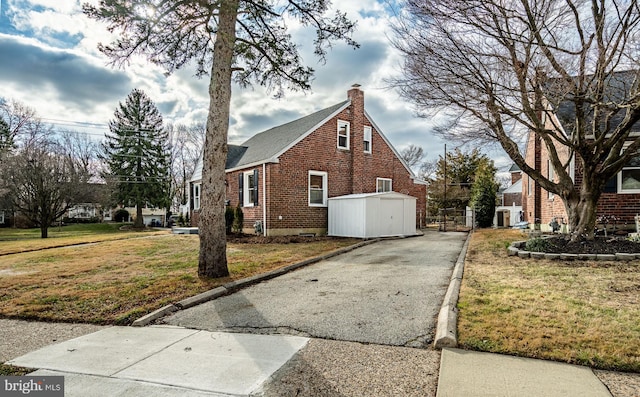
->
[0,0,510,170]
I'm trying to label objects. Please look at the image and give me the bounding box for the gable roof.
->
[546,70,640,136]
[190,94,421,182]
[226,100,349,170]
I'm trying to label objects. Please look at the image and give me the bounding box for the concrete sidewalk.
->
[437,348,612,397]
[8,327,617,397]
[8,326,309,397]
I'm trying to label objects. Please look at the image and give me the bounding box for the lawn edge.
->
[434,231,472,349]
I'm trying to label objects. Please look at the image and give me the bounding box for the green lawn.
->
[458,229,640,372]
[0,226,359,325]
[0,223,167,255]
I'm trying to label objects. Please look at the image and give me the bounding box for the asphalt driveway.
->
[162,231,467,348]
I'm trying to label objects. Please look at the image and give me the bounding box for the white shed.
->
[328,192,417,238]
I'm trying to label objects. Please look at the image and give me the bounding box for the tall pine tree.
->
[103,89,170,228]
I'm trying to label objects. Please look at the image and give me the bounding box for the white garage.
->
[328,192,418,238]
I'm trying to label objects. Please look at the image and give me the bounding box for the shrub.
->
[113,209,130,223]
[233,204,244,233]
[225,206,235,234]
[525,237,550,252]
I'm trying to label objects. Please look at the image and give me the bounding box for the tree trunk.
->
[198,0,238,278]
[40,224,48,239]
[134,204,144,228]
[564,189,600,241]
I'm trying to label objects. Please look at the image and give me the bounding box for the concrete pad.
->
[30,370,228,397]
[8,326,199,376]
[437,348,612,397]
[9,326,309,397]
[116,331,309,395]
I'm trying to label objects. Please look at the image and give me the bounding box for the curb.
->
[434,231,472,349]
[131,238,379,326]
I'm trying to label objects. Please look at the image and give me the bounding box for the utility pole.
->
[443,144,447,232]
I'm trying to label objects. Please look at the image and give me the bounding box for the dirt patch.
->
[540,237,640,254]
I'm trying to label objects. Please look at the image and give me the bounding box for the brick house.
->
[189,85,427,236]
[522,74,640,232]
[494,164,524,227]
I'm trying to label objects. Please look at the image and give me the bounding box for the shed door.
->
[503,211,511,227]
[381,198,404,236]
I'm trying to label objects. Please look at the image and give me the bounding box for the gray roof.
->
[509,163,521,173]
[226,100,349,169]
[548,70,640,136]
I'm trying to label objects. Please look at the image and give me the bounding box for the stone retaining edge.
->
[434,231,472,349]
[509,240,640,260]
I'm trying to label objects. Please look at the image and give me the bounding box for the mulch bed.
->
[542,236,640,254]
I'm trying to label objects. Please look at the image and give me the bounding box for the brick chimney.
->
[348,84,365,193]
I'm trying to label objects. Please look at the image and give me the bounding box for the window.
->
[0,211,4,225]
[527,176,532,196]
[547,160,555,199]
[363,126,372,153]
[309,171,328,206]
[377,178,392,192]
[239,169,259,206]
[193,183,201,210]
[337,120,350,149]
[619,152,640,193]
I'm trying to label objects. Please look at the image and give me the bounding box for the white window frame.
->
[363,125,372,153]
[309,171,328,207]
[527,176,532,196]
[376,178,392,193]
[243,171,258,207]
[193,183,201,210]
[337,120,350,150]
[547,160,554,199]
[0,210,4,224]
[618,145,640,193]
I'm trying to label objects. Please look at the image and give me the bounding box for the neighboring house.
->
[522,72,640,232]
[189,85,427,236]
[66,203,99,220]
[494,164,523,228]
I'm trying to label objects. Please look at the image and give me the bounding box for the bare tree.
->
[166,122,205,213]
[3,141,91,238]
[391,0,640,240]
[400,144,425,168]
[85,0,358,277]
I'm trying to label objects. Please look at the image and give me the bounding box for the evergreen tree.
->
[102,89,170,229]
[428,148,490,214]
[0,117,13,156]
[470,161,498,228]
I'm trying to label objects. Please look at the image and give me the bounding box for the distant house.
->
[189,85,427,236]
[494,164,523,228]
[522,71,640,232]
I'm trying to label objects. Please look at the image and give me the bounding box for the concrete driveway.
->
[162,231,468,348]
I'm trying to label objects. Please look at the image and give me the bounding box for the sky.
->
[0,0,511,173]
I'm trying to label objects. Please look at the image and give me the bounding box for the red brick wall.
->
[522,129,570,226]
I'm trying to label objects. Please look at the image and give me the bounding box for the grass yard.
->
[0,232,358,325]
[0,223,167,255]
[458,229,640,372]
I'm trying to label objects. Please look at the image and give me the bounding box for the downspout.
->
[263,163,267,236]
